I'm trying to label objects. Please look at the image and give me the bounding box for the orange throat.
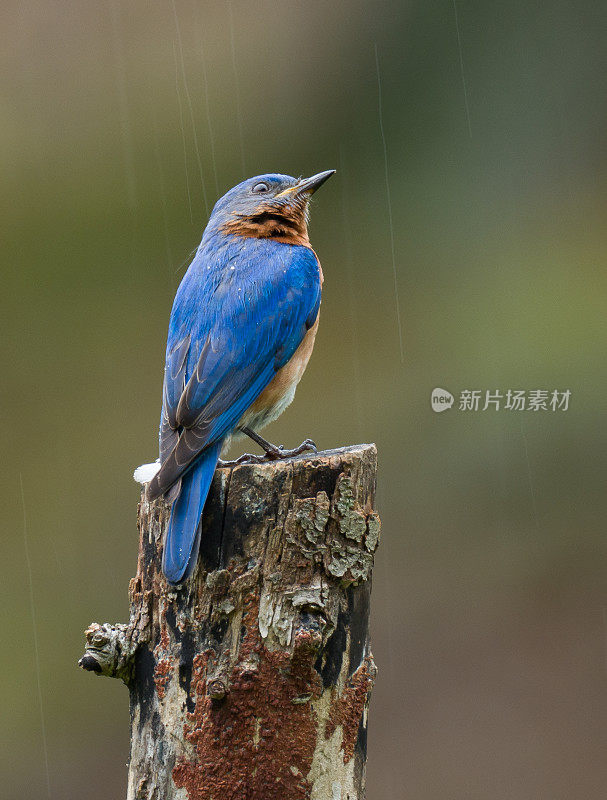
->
[221,204,310,246]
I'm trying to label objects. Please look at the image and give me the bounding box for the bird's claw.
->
[218,439,317,468]
[218,453,267,467]
[264,438,317,460]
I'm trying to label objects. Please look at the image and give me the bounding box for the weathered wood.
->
[80,444,380,800]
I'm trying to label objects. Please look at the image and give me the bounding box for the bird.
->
[135,170,335,585]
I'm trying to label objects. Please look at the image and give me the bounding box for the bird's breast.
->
[239,315,320,431]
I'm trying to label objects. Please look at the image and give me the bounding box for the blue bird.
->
[140,170,335,585]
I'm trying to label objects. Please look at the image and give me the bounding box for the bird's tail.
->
[161,442,222,585]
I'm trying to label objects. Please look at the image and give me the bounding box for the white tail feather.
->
[133,461,161,484]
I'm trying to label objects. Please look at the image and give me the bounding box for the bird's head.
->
[206,170,335,245]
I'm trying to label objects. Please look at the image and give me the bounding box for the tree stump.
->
[80,444,380,800]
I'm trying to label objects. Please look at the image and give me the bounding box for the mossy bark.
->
[80,444,380,800]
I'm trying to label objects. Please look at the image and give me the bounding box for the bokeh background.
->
[3,1,607,797]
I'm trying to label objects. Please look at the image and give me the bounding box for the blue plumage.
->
[146,171,334,584]
[161,443,222,584]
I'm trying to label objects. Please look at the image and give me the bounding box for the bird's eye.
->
[252,182,269,193]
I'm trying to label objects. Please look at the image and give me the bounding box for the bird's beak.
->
[296,169,336,196]
[275,170,336,199]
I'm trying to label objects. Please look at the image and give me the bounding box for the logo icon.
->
[431,388,454,412]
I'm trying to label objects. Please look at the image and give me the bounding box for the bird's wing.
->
[159,333,190,463]
[148,246,321,499]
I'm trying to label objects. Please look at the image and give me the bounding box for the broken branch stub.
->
[80,443,380,800]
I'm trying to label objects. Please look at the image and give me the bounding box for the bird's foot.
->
[260,438,318,460]
[240,427,317,461]
[219,431,318,468]
[218,453,269,467]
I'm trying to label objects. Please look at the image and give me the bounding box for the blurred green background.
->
[2,1,607,797]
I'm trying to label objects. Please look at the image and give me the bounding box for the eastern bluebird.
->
[136,170,335,584]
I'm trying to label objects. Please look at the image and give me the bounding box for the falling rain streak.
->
[228,1,247,178]
[171,0,209,218]
[452,0,472,138]
[374,44,405,364]
[200,42,219,198]
[173,42,194,223]
[194,4,219,198]
[339,147,365,438]
[149,96,177,291]
[108,0,137,210]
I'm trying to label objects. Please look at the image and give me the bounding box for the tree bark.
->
[80,444,380,800]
